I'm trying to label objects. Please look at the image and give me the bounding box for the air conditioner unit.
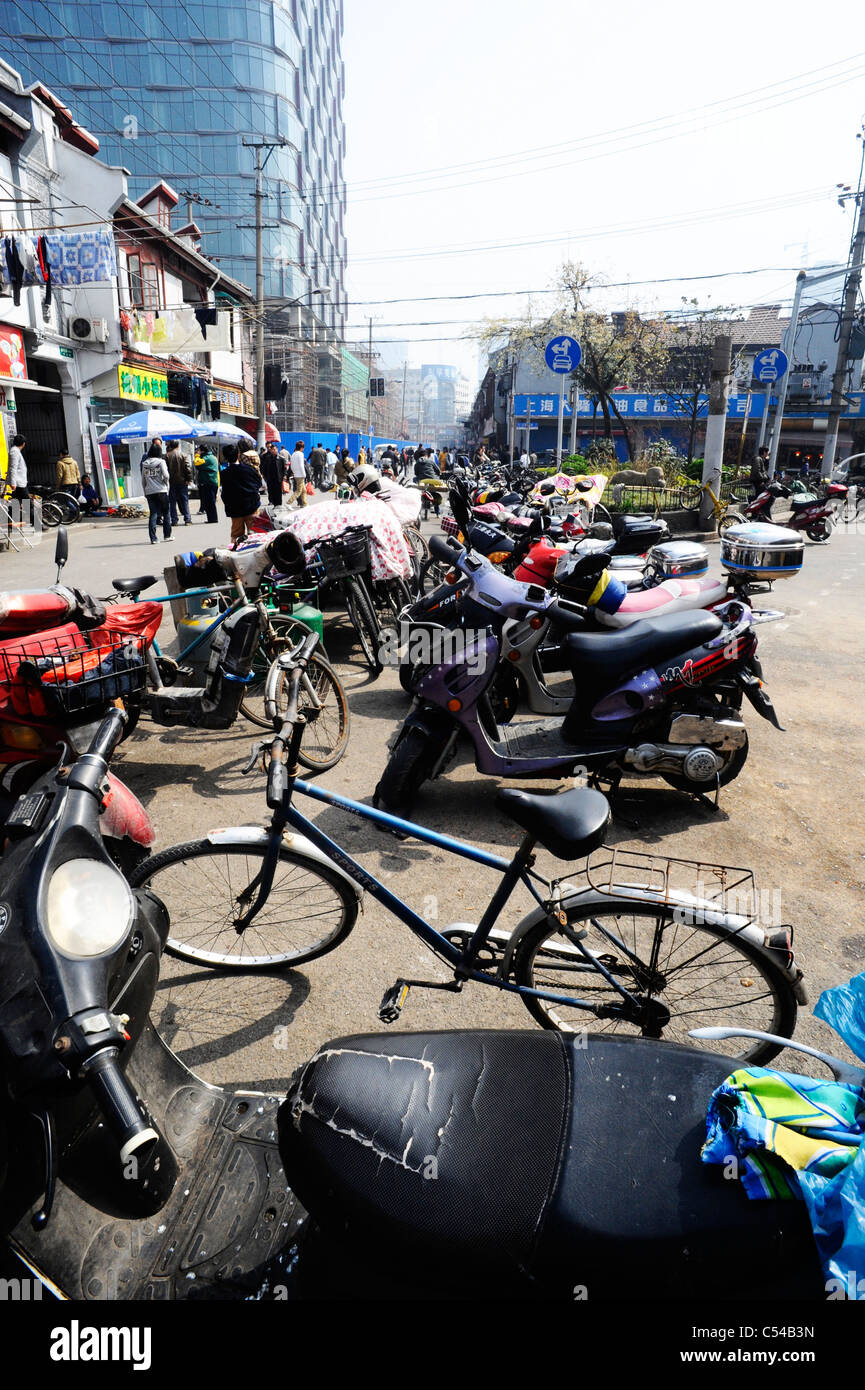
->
[68,316,109,344]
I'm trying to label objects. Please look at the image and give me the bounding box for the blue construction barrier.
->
[277,431,430,456]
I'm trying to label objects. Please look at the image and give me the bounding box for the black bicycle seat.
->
[111,574,158,593]
[497,785,610,859]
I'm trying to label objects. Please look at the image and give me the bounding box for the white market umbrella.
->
[98,409,209,444]
[194,420,255,444]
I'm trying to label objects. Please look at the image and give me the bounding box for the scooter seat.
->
[111,574,158,594]
[563,609,723,676]
[496,786,610,859]
[279,1031,823,1299]
[789,494,817,509]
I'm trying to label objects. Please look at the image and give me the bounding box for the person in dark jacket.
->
[165,439,193,525]
[195,448,220,523]
[219,444,262,541]
[749,446,770,497]
[260,440,285,507]
[308,442,326,490]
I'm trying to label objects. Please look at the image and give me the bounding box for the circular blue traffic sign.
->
[545,336,582,374]
[753,348,788,384]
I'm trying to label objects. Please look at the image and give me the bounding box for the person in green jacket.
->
[195,448,219,523]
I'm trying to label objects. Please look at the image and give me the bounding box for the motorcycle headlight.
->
[45,859,135,957]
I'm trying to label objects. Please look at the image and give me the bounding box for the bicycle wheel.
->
[264,651,350,770]
[129,839,358,968]
[51,491,80,524]
[403,524,429,567]
[240,613,315,728]
[371,576,411,637]
[678,485,702,510]
[513,900,796,1065]
[39,500,64,528]
[343,578,382,672]
[718,509,745,537]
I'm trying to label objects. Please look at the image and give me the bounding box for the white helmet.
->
[349,464,381,494]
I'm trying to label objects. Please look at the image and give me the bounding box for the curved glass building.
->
[3,0,347,335]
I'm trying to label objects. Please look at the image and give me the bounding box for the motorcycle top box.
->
[610,514,670,554]
[648,540,709,580]
[720,523,804,581]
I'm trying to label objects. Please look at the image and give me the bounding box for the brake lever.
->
[242,739,270,776]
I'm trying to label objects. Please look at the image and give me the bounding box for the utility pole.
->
[367,317,373,456]
[401,361,407,438]
[241,137,286,449]
[700,335,732,530]
[823,146,865,475]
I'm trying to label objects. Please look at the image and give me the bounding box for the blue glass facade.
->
[4,0,347,333]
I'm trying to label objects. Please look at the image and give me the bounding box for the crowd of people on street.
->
[4,434,520,545]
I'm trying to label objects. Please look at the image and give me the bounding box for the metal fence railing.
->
[603,478,743,514]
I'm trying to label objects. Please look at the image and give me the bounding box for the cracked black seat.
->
[278,1031,824,1299]
[564,609,723,679]
[496,786,610,859]
[111,574,159,594]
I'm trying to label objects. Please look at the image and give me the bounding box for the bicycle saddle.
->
[279,1031,823,1300]
[496,786,610,859]
[111,574,158,594]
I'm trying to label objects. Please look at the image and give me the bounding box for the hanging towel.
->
[194,305,218,338]
[44,227,117,285]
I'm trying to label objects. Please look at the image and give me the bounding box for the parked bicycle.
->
[129,632,804,1061]
[107,554,347,756]
[678,479,746,534]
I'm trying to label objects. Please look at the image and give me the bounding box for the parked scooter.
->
[735,479,848,542]
[0,706,828,1301]
[376,537,782,815]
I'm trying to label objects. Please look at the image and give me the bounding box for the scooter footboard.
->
[6,1021,305,1301]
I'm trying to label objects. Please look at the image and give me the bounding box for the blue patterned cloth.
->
[45,228,117,285]
[702,971,865,1293]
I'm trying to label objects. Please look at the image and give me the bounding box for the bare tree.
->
[472,262,668,461]
[661,299,741,463]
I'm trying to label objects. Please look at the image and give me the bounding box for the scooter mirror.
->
[54,526,68,581]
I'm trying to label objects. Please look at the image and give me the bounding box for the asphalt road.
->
[3,505,865,1089]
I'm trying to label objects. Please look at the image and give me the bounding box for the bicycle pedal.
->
[378,979,410,1023]
[175,664,195,682]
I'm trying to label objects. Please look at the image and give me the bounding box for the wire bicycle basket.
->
[2,632,147,718]
[307,525,372,582]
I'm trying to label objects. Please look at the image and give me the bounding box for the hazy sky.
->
[342,0,865,381]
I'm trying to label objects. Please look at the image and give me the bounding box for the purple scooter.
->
[374,537,783,815]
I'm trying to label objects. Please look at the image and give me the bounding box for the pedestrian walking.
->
[336,448,354,487]
[323,445,338,490]
[142,442,171,544]
[165,439,193,525]
[220,444,262,542]
[5,434,28,503]
[260,440,285,507]
[195,446,220,523]
[749,446,770,498]
[56,449,81,498]
[289,440,308,507]
[308,441,326,490]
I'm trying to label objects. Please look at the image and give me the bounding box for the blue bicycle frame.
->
[271,775,643,1014]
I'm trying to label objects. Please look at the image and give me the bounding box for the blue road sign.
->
[753,348,788,384]
[545,336,582,374]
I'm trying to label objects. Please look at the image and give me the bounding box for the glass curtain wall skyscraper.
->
[3,0,347,337]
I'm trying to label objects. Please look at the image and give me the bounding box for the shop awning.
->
[0,376,60,394]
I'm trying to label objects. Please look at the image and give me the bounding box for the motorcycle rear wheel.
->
[806,519,831,542]
[660,733,748,794]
